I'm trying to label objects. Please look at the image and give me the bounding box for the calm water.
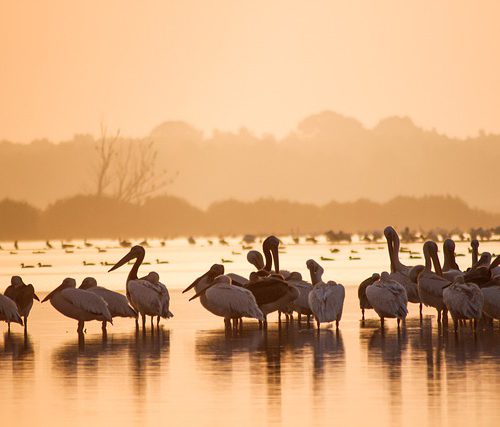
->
[1,238,499,426]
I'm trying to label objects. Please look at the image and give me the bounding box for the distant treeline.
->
[0,194,498,240]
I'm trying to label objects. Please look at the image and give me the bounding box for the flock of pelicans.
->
[0,226,500,335]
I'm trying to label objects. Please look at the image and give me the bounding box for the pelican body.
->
[42,278,112,333]
[366,271,408,327]
[358,273,380,320]
[481,283,500,321]
[0,294,23,330]
[80,277,137,330]
[4,275,39,330]
[443,276,484,332]
[306,259,345,329]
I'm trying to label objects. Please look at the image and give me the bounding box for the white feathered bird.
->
[366,271,408,327]
[79,277,137,330]
[306,259,345,329]
[482,283,500,321]
[42,278,112,333]
[443,276,484,332]
[0,293,23,330]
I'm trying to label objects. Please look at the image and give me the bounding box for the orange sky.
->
[1,0,499,142]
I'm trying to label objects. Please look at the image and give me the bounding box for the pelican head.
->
[247,250,264,270]
[383,226,396,240]
[11,275,24,287]
[471,239,479,250]
[263,235,280,273]
[444,239,455,252]
[108,245,145,272]
[287,271,302,281]
[144,271,160,283]
[188,274,230,301]
[42,278,76,302]
[183,264,224,294]
[306,259,324,284]
[380,271,390,281]
[79,277,98,290]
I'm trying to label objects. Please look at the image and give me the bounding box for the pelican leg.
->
[437,310,441,324]
[361,308,365,321]
[336,319,340,330]
[141,313,146,329]
[278,311,282,324]
[380,317,385,328]
[157,316,160,327]
[150,316,154,328]
[316,318,320,330]
[7,322,10,333]
[24,316,28,332]
[102,321,107,332]
[298,313,302,323]
[419,303,423,320]
[224,318,231,330]
[135,317,139,329]
[397,318,401,328]
[77,320,85,334]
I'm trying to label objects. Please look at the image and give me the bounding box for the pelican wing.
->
[206,284,264,320]
[128,280,162,315]
[288,279,312,312]
[444,283,484,319]
[60,288,112,321]
[308,282,345,322]
[89,287,137,318]
[226,273,249,287]
[366,281,408,318]
[246,278,289,305]
[0,294,23,324]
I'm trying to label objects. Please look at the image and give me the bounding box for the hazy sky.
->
[1,0,499,142]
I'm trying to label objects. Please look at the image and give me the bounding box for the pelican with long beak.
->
[186,274,264,329]
[4,275,39,331]
[108,245,170,329]
[42,278,112,333]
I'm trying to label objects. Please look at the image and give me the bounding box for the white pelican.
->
[108,245,171,329]
[79,277,137,330]
[0,294,23,330]
[357,273,380,320]
[188,275,264,328]
[489,256,500,280]
[141,272,174,325]
[286,271,313,323]
[443,276,484,332]
[384,227,421,309]
[442,239,463,282]
[42,278,112,333]
[481,282,500,321]
[416,241,450,323]
[306,259,345,329]
[366,271,408,327]
[4,276,39,331]
[464,252,492,285]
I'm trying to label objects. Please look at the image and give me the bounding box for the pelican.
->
[384,227,421,310]
[108,245,171,329]
[4,276,39,331]
[416,241,450,323]
[244,236,299,324]
[286,271,313,322]
[141,271,173,324]
[187,275,264,328]
[470,239,479,265]
[79,277,137,330]
[464,252,492,285]
[366,271,408,327]
[442,239,463,282]
[489,256,500,280]
[358,273,380,320]
[42,278,112,333]
[443,276,483,332]
[0,294,23,330]
[481,281,500,321]
[306,259,345,329]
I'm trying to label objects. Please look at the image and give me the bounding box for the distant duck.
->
[231,251,242,255]
[32,250,45,254]
[14,240,19,250]
[306,236,318,244]
[42,278,112,334]
[156,258,169,264]
[221,258,233,263]
[292,237,300,244]
[207,239,213,245]
[320,256,335,261]
[4,276,39,331]
[83,261,95,266]
[65,250,74,254]
[119,240,132,248]
[84,239,93,247]
[188,237,196,245]
[351,250,358,254]
[330,248,340,253]
[97,247,107,253]
[45,240,53,249]
[349,256,361,260]
[410,254,422,259]
[100,261,114,266]
[139,240,149,247]
[241,245,252,250]
[61,242,75,249]
[37,262,52,268]
[10,251,17,255]
[20,263,34,269]
[219,238,229,246]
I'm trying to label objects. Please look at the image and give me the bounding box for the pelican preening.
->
[443,276,484,332]
[108,245,172,329]
[42,278,112,333]
[4,276,39,331]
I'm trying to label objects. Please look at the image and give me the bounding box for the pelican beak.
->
[188,280,217,301]
[108,250,135,272]
[183,272,208,294]
[33,294,40,302]
[42,281,66,302]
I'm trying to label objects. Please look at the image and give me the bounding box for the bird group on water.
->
[1,226,500,336]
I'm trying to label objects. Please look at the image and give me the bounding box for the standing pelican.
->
[0,294,23,330]
[443,276,483,332]
[481,281,500,321]
[464,252,492,285]
[4,276,39,331]
[416,241,450,323]
[442,239,463,282]
[42,278,112,333]
[286,271,313,323]
[108,245,170,329]
[306,259,345,329]
[366,272,408,327]
[358,273,380,320]
[79,277,137,330]
[141,272,173,325]
[384,227,421,310]
[188,275,264,328]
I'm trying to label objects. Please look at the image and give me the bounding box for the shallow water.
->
[1,238,499,426]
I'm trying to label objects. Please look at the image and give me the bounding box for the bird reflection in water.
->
[1,331,34,361]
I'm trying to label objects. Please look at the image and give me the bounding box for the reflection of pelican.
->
[4,276,39,331]
[366,272,408,327]
[42,278,112,333]
[0,294,23,330]
[443,277,483,332]
[79,277,137,330]
[109,245,171,328]
[188,275,264,328]
[1,331,33,360]
[306,259,345,329]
